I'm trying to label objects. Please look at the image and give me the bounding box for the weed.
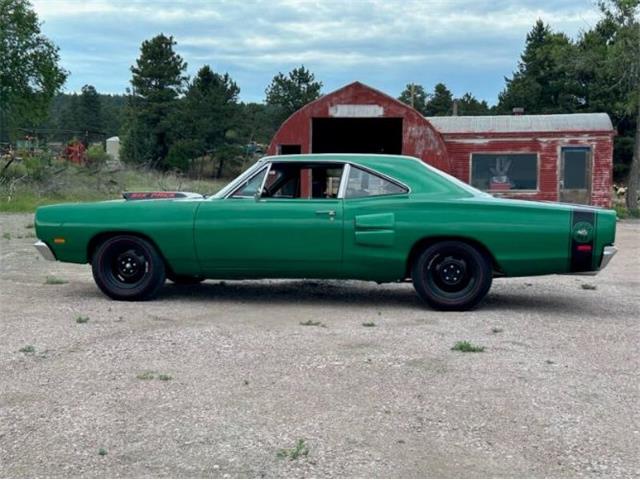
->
[25,223,34,229]
[451,341,485,353]
[244,379,250,385]
[277,439,309,460]
[75,316,89,324]
[491,327,504,334]
[581,283,597,290]
[136,371,155,380]
[613,204,640,219]
[545,359,556,365]
[137,371,172,381]
[2,232,10,240]
[300,319,325,327]
[19,345,36,354]
[44,276,67,285]
[24,231,36,238]
[98,448,107,456]
[362,321,376,327]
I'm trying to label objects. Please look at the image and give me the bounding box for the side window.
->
[263,163,344,199]
[346,166,407,198]
[230,167,268,198]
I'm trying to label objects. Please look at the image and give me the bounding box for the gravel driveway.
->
[1,212,639,478]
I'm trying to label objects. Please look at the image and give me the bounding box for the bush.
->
[1,161,28,180]
[86,144,109,167]
[166,139,203,173]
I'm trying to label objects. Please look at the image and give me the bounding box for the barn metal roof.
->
[425,113,614,134]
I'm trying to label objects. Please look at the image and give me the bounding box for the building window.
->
[471,153,538,191]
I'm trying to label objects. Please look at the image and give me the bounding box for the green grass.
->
[19,345,36,354]
[2,232,10,240]
[613,204,640,219]
[136,371,155,380]
[0,163,226,213]
[98,448,107,456]
[277,439,310,460]
[451,341,485,353]
[362,321,376,327]
[44,275,67,285]
[75,316,89,324]
[136,371,172,381]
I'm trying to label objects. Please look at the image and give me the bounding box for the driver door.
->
[194,161,345,278]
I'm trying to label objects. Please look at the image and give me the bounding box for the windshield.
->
[211,161,266,198]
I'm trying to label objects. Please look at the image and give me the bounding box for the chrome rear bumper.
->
[34,240,56,261]
[568,245,617,276]
[600,246,617,270]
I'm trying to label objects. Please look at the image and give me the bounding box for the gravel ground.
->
[1,212,639,478]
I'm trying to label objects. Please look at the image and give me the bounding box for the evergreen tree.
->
[265,65,322,120]
[456,93,491,115]
[497,20,580,114]
[398,83,429,114]
[426,83,454,116]
[77,85,102,144]
[121,34,188,167]
[168,65,241,175]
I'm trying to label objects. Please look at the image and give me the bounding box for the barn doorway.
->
[311,118,403,154]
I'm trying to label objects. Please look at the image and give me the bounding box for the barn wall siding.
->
[268,82,615,207]
[268,82,451,172]
[441,133,614,207]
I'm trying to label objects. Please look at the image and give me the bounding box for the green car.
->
[34,154,617,310]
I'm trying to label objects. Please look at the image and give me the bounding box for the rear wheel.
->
[91,235,165,301]
[411,240,492,311]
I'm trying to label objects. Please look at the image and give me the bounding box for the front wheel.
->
[92,235,166,301]
[412,240,492,311]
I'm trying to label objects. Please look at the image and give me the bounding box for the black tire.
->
[412,240,492,311]
[167,272,204,285]
[91,235,166,301]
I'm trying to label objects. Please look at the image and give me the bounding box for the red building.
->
[268,82,615,207]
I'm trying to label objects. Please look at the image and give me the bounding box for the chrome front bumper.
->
[34,240,56,261]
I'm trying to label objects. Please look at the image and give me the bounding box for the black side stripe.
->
[570,210,595,272]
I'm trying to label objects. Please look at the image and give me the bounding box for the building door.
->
[311,118,403,154]
[560,147,592,204]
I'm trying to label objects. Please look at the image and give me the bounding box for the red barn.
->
[268,82,615,207]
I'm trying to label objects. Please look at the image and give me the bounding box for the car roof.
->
[260,153,479,197]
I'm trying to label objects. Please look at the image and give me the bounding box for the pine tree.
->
[121,34,188,167]
[398,83,429,114]
[426,83,454,116]
[265,66,322,120]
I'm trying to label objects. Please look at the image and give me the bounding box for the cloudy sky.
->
[32,0,601,105]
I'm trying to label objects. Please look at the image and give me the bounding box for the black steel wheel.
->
[412,240,492,311]
[91,235,165,301]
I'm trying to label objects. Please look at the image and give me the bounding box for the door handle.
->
[315,209,336,217]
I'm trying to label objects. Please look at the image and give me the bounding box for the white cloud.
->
[31,0,602,102]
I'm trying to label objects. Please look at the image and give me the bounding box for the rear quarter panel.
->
[35,200,200,275]
[343,195,574,281]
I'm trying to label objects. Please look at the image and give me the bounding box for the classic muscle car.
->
[34,154,617,310]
